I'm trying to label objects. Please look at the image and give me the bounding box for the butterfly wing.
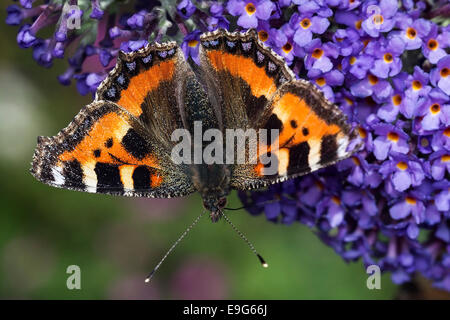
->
[197,29,357,190]
[198,29,295,130]
[231,80,358,189]
[31,43,195,198]
[31,101,194,197]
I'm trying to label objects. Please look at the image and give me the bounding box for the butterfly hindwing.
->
[31,101,194,197]
[229,76,357,189]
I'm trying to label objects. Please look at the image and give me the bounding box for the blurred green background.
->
[0,6,397,299]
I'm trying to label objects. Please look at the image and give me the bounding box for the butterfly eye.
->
[218,198,227,208]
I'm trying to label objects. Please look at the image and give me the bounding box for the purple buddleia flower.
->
[255,20,279,47]
[402,67,432,119]
[289,12,330,47]
[342,54,374,80]
[332,28,363,57]
[226,0,275,29]
[425,151,450,181]
[207,3,230,30]
[379,153,425,192]
[317,194,345,228]
[6,5,24,25]
[90,0,104,19]
[366,36,405,79]
[394,14,431,50]
[415,89,449,132]
[430,56,450,96]
[271,23,304,64]
[361,0,398,37]
[181,30,202,65]
[422,24,449,64]
[350,73,393,101]
[377,72,419,121]
[372,123,410,161]
[177,0,196,19]
[310,69,344,102]
[389,194,426,224]
[432,128,450,151]
[304,38,338,74]
[20,0,35,9]
[17,24,37,48]
[417,135,433,154]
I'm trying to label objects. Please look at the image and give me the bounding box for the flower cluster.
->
[6,0,450,291]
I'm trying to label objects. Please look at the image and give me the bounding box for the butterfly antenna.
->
[145,209,206,283]
[221,212,268,268]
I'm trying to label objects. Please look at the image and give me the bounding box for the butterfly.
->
[31,29,357,224]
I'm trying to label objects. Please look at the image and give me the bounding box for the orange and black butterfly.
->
[31,29,358,223]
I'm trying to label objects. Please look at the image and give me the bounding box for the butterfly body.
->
[31,29,358,222]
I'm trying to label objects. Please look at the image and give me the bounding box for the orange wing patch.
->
[117,60,175,117]
[58,112,159,169]
[270,92,340,148]
[206,50,277,98]
[246,81,355,181]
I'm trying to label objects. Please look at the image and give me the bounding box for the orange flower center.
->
[444,127,450,137]
[368,74,379,85]
[406,27,417,39]
[412,80,422,90]
[315,77,326,86]
[440,67,449,78]
[282,42,293,54]
[345,97,353,105]
[406,196,417,205]
[312,48,324,59]
[349,56,357,65]
[420,138,429,147]
[315,181,324,190]
[362,39,370,48]
[355,20,362,30]
[442,155,450,162]
[245,3,256,15]
[397,161,408,170]
[388,132,399,142]
[352,156,361,166]
[373,14,384,25]
[188,39,198,47]
[300,18,311,29]
[383,53,393,63]
[427,39,438,50]
[258,30,268,42]
[392,94,402,106]
[332,196,341,205]
[430,103,441,114]
[358,127,367,138]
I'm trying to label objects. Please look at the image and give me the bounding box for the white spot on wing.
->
[276,148,289,176]
[82,160,97,193]
[308,139,321,168]
[120,165,135,191]
[337,135,349,158]
[51,166,65,185]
